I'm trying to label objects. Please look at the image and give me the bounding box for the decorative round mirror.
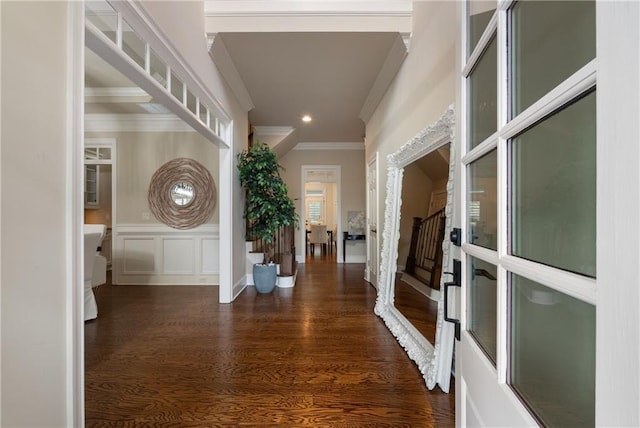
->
[170,182,195,206]
[148,158,216,229]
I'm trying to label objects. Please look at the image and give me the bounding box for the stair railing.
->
[405,208,446,289]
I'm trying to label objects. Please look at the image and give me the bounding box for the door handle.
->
[443,259,461,341]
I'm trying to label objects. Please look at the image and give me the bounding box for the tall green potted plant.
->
[237,142,298,293]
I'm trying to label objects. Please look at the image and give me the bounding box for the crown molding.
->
[253,126,295,136]
[294,142,364,151]
[401,32,411,51]
[204,1,411,33]
[204,1,412,17]
[359,32,408,124]
[208,33,255,112]
[84,114,197,133]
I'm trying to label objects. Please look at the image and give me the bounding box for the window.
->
[306,189,325,225]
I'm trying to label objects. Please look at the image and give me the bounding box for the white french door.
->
[456,1,599,426]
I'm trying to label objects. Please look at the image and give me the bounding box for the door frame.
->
[300,165,341,263]
[365,152,379,285]
[84,138,117,272]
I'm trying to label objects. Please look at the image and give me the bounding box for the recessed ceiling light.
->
[302,115,312,123]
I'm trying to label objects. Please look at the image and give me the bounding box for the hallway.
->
[85,263,455,426]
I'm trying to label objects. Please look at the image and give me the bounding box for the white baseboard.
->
[400,272,440,302]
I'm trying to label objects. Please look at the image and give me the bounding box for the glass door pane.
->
[510,0,595,116]
[511,91,596,277]
[468,1,496,56]
[510,274,595,427]
[468,37,497,149]
[468,256,497,364]
[468,149,497,249]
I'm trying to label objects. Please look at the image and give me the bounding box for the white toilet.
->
[84,224,107,321]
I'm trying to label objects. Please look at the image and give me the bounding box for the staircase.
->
[404,208,446,290]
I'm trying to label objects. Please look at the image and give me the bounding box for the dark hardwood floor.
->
[85,260,455,427]
[394,275,439,345]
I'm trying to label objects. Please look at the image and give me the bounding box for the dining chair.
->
[309,224,328,255]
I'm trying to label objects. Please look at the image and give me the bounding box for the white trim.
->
[115,224,220,285]
[203,1,412,17]
[67,2,84,425]
[207,33,254,112]
[85,23,225,146]
[0,0,2,415]
[233,276,248,300]
[84,86,150,98]
[461,243,499,265]
[253,126,295,136]
[596,3,640,425]
[115,1,232,124]
[501,254,596,305]
[495,6,509,384]
[218,142,234,303]
[461,133,498,165]
[500,60,597,141]
[294,142,365,151]
[84,137,115,147]
[359,33,408,124]
[84,113,197,133]
[400,32,411,51]
[365,152,379,285]
[462,11,497,78]
[116,223,219,235]
[300,165,342,264]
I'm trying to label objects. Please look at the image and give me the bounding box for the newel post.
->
[405,217,422,274]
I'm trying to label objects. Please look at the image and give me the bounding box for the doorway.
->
[366,153,378,286]
[301,166,340,263]
[84,139,116,272]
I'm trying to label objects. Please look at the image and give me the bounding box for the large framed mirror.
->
[374,106,456,392]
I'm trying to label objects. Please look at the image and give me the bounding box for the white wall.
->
[84,131,220,224]
[1,2,70,425]
[366,1,456,274]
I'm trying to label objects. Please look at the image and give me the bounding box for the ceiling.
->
[216,32,400,143]
[414,147,451,182]
[84,3,410,154]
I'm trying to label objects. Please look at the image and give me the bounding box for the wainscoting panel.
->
[115,224,219,285]
[163,238,195,274]
[201,238,219,274]
[122,238,155,273]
